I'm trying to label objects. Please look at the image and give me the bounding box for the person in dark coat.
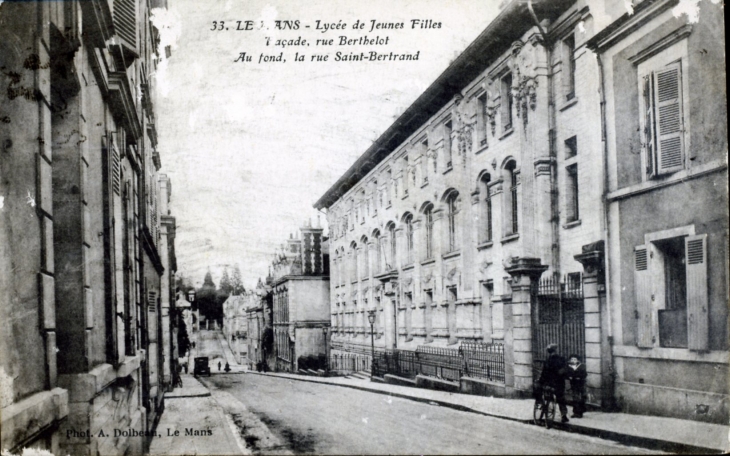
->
[567,354,587,418]
[537,343,569,423]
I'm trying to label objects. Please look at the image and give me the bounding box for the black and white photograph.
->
[0,0,727,454]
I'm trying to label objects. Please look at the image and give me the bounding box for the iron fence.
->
[328,353,371,373]
[371,342,505,384]
[461,342,505,383]
[533,273,585,376]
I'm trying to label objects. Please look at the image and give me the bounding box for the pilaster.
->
[574,241,613,409]
[505,257,548,395]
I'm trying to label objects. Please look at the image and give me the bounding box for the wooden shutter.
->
[685,234,709,351]
[653,63,684,175]
[643,75,656,177]
[634,245,653,347]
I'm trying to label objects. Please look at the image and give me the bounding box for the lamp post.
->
[367,310,376,379]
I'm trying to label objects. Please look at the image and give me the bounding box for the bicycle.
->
[533,385,557,429]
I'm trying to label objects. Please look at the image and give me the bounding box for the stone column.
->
[505,257,548,396]
[574,241,612,409]
[379,273,399,349]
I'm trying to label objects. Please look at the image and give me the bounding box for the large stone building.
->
[0,0,179,453]
[315,0,727,422]
[270,222,331,372]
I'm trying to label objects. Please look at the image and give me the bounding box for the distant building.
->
[245,280,274,370]
[223,295,247,362]
[270,222,331,372]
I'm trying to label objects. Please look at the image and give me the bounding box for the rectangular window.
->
[564,35,576,101]
[642,61,684,178]
[501,73,513,131]
[444,120,453,169]
[421,139,429,184]
[566,164,579,222]
[477,93,488,147]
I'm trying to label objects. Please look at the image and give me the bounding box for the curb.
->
[165,392,211,399]
[245,371,723,454]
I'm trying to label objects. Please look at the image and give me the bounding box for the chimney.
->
[299,223,324,275]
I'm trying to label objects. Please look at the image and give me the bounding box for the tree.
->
[231,264,245,295]
[197,270,219,324]
[219,267,232,295]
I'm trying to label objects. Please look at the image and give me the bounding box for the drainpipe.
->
[596,50,617,408]
[527,0,560,276]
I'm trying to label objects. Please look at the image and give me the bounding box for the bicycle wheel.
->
[533,399,545,426]
[544,394,557,429]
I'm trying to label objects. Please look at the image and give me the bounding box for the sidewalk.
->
[148,374,248,455]
[215,331,248,373]
[249,371,729,454]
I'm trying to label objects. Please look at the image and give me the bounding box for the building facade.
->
[0,0,178,453]
[587,0,727,423]
[270,223,331,372]
[315,0,727,422]
[245,280,274,371]
[316,0,603,400]
[223,295,248,363]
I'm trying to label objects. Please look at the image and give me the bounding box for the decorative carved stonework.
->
[534,158,553,177]
[471,189,481,205]
[485,81,500,137]
[488,180,503,197]
[453,94,475,167]
[479,260,492,274]
[510,40,538,127]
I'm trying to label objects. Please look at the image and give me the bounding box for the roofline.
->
[314,0,575,210]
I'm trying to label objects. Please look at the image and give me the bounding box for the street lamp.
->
[367,310,376,379]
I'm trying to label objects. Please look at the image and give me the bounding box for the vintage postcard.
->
[0,0,727,454]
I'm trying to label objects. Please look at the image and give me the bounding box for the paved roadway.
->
[204,373,661,455]
[190,329,230,373]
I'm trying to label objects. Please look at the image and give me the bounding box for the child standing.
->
[567,354,587,418]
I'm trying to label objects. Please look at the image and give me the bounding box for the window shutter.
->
[685,234,708,351]
[643,75,656,177]
[634,245,653,347]
[653,63,684,175]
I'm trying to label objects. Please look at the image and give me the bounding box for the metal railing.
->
[328,353,371,374]
[461,342,505,383]
[371,342,505,384]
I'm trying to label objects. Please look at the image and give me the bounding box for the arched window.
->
[361,236,369,278]
[503,160,519,235]
[423,204,434,259]
[403,213,414,265]
[479,173,493,243]
[386,222,397,270]
[446,191,459,252]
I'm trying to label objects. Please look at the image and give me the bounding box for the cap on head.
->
[546,343,558,353]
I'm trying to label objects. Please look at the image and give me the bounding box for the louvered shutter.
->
[653,63,684,175]
[634,245,653,347]
[685,234,708,351]
[643,75,656,177]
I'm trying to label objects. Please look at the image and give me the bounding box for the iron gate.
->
[532,273,585,380]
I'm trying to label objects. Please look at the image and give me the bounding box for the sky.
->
[153,0,503,289]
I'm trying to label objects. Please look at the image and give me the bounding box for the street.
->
[201,373,660,455]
